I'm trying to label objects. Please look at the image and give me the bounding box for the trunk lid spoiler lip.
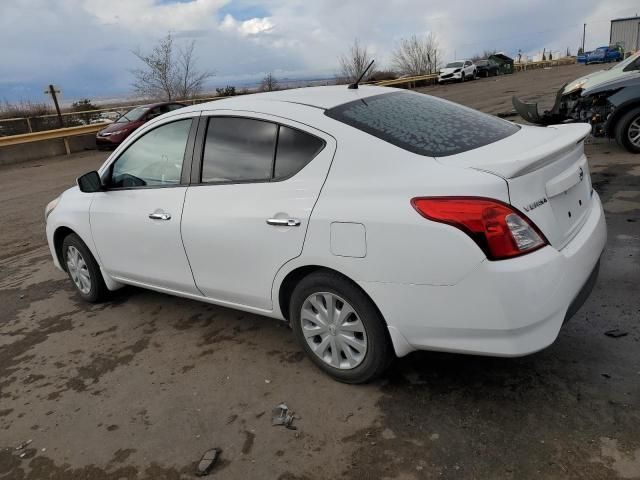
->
[433,123,591,180]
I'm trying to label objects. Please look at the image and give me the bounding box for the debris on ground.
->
[604,329,628,338]
[195,448,221,477]
[272,403,297,430]
[601,373,611,379]
[15,440,32,451]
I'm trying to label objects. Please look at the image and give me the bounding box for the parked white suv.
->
[45,86,606,383]
[438,60,477,83]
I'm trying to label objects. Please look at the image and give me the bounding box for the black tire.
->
[460,72,466,83]
[61,233,110,302]
[614,107,640,154]
[289,271,393,384]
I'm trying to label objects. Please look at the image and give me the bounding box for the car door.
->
[90,113,201,294]
[181,112,336,311]
[464,61,473,76]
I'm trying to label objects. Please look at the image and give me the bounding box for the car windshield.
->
[476,60,488,66]
[325,91,520,157]
[611,52,640,70]
[116,106,149,123]
[445,62,463,68]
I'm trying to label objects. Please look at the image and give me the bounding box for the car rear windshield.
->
[325,91,520,157]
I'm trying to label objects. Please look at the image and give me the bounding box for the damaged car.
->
[513,52,640,153]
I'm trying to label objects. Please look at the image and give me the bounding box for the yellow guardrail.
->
[372,57,577,87]
[0,96,227,154]
[375,74,438,87]
[514,57,576,71]
[0,96,225,133]
[0,123,108,153]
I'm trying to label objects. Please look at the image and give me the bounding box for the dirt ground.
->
[1,63,639,480]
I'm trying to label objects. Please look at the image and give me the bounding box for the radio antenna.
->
[348,60,375,89]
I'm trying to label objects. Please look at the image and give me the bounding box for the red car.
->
[96,102,186,149]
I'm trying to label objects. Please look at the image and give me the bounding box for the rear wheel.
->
[614,107,640,154]
[289,271,393,383]
[62,233,109,302]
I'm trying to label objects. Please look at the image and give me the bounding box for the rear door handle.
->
[266,218,301,227]
[149,211,171,221]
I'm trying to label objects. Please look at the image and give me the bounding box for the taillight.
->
[411,197,548,260]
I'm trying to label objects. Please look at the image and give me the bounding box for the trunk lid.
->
[436,123,593,249]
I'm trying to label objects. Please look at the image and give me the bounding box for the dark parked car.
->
[475,59,499,77]
[96,102,186,149]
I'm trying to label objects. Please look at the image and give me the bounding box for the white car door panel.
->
[181,112,336,310]
[90,117,200,294]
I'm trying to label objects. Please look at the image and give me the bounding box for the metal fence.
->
[0,57,579,140]
[0,96,223,137]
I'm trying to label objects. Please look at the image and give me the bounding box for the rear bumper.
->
[361,193,607,358]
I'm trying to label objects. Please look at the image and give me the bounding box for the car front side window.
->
[110,119,192,188]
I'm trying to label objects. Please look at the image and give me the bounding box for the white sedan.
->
[45,86,607,383]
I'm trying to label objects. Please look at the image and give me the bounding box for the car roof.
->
[181,85,393,114]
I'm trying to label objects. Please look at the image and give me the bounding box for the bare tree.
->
[338,38,373,83]
[131,33,214,101]
[470,49,498,62]
[260,72,279,92]
[391,33,442,76]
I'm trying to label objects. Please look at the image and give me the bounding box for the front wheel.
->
[460,73,466,83]
[614,107,640,154]
[289,271,393,383]
[62,233,110,302]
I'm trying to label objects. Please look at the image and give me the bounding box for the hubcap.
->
[628,117,640,148]
[300,292,367,370]
[66,245,91,295]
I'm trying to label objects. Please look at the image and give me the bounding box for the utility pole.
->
[582,23,586,53]
[44,84,64,128]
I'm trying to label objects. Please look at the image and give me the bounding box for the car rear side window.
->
[274,126,325,178]
[201,118,325,183]
[202,117,277,183]
[325,91,519,157]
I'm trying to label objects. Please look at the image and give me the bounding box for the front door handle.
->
[266,218,301,227]
[149,211,171,221]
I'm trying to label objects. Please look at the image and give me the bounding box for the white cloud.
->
[1,0,639,101]
[79,0,226,31]
[220,14,274,36]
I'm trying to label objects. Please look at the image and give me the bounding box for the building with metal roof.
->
[610,16,640,52]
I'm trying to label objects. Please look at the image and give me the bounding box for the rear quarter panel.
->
[275,119,510,292]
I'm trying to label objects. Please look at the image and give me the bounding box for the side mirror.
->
[77,171,103,193]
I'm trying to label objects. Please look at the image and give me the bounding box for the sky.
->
[1,0,639,103]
